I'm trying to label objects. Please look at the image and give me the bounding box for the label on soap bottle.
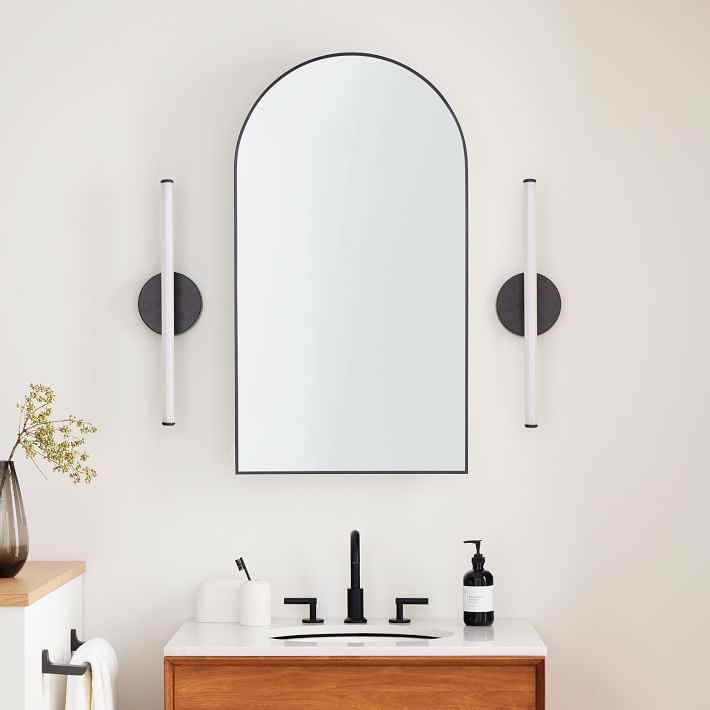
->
[463,585,494,613]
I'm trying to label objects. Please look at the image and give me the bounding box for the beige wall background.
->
[1,1,709,708]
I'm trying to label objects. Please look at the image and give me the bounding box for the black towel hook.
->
[42,629,89,676]
[70,628,84,653]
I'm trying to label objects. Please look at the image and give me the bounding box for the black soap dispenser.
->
[463,540,494,626]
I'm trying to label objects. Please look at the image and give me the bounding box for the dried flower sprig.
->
[7,384,97,484]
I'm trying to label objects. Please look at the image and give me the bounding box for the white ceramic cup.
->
[239,580,271,626]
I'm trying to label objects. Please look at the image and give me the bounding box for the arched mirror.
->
[235,53,467,474]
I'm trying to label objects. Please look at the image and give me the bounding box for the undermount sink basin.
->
[271,625,452,645]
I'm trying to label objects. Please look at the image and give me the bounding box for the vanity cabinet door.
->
[25,575,84,710]
[0,563,84,710]
[165,656,545,710]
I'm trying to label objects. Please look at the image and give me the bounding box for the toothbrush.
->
[235,557,252,581]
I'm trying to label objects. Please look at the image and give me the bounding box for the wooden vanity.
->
[164,620,546,709]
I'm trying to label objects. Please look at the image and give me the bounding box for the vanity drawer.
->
[165,656,544,710]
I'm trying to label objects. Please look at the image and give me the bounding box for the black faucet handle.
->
[283,597,324,624]
[389,597,429,624]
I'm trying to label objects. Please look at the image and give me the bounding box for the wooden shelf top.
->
[0,561,85,607]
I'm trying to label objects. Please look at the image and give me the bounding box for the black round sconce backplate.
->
[138,273,203,334]
[496,273,561,336]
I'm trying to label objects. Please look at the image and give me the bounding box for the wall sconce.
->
[138,179,203,425]
[496,178,561,428]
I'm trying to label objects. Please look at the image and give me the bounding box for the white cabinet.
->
[0,561,84,710]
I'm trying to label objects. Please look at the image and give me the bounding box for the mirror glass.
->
[236,54,467,474]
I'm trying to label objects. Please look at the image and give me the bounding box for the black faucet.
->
[344,530,367,623]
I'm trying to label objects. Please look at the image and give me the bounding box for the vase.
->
[0,461,28,577]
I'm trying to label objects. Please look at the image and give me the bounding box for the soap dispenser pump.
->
[463,540,494,626]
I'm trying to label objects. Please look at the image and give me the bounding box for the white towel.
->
[64,638,119,710]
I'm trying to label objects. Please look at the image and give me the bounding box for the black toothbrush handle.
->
[235,557,251,581]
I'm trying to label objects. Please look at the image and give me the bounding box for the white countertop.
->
[164,618,546,657]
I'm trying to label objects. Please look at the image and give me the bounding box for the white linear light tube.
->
[161,179,175,426]
[523,178,538,428]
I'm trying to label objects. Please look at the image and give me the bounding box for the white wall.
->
[1,1,709,708]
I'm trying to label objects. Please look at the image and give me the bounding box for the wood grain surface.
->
[0,561,85,606]
[165,656,545,710]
